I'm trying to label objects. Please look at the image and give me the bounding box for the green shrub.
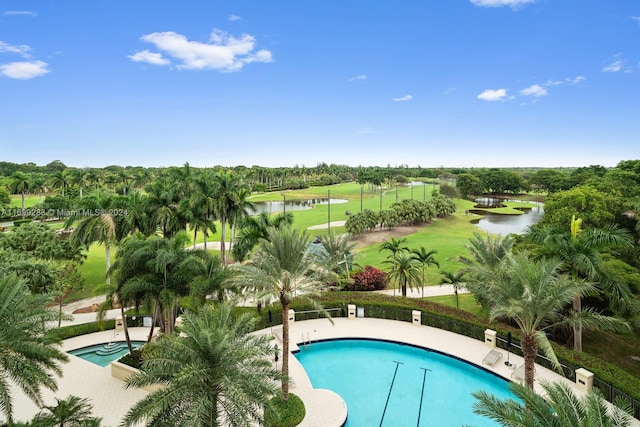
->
[13,218,32,227]
[119,348,144,369]
[265,393,305,427]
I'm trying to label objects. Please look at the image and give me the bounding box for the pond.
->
[472,198,543,235]
[248,198,349,215]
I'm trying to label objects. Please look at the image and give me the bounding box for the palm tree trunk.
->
[281,299,290,400]
[122,307,134,355]
[522,334,537,390]
[402,278,407,297]
[105,243,111,285]
[147,303,159,342]
[573,294,583,352]
[220,218,227,264]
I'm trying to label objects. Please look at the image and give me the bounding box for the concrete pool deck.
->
[8,319,638,426]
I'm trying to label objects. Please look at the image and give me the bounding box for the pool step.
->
[95,342,129,356]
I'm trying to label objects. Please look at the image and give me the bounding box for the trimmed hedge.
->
[265,393,305,427]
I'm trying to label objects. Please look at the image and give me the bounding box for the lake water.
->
[249,198,348,214]
[472,199,543,235]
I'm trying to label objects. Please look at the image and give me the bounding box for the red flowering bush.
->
[347,265,388,291]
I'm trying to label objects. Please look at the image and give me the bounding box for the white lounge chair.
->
[511,364,526,384]
[482,349,503,366]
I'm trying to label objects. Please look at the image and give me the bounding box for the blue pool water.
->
[69,341,145,367]
[294,339,514,427]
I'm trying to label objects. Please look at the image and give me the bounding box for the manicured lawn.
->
[425,294,487,318]
[9,194,42,208]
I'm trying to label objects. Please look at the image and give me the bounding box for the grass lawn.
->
[425,294,487,318]
[9,194,42,208]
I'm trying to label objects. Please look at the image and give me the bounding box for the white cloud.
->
[0,60,50,79]
[603,59,623,72]
[128,50,170,66]
[477,88,509,101]
[131,29,273,72]
[632,16,640,26]
[520,84,547,97]
[2,10,36,16]
[357,127,375,135]
[349,74,367,82]
[228,14,241,21]
[0,41,31,57]
[392,94,413,102]
[470,0,535,8]
[566,75,586,84]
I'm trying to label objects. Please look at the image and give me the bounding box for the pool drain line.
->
[416,367,432,426]
[379,360,403,427]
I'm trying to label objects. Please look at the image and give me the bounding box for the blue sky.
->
[1,0,639,169]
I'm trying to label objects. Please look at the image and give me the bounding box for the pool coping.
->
[271,317,610,427]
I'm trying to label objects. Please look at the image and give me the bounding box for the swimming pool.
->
[69,341,145,367]
[294,339,514,426]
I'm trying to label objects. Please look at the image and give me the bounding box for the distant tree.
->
[456,173,483,199]
[9,171,30,212]
[540,185,619,230]
[439,270,466,308]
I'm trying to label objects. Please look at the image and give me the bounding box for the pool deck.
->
[8,319,638,426]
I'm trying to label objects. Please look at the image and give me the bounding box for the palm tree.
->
[189,251,235,306]
[9,171,30,212]
[114,232,199,336]
[480,252,627,389]
[0,274,68,423]
[32,395,102,426]
[473,380,634,427]
[314,230,359,277]
[212,171,244,264]
[384,251,422,297]
[30,174,49,204]
[192,171,219,250]
[121,303,281,427]
[410,246,439,298]
[379,237,409,295]
[458,232,515,310]
[439,270,466,308]
[527,216,633,352]
[49,170,69,197]
[231,226,331,400]
[232,211,294,262]
[65,191,128,285]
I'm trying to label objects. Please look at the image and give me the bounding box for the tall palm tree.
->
[65,191,128,285]
[527,216,633,352]
[30,174,49,204]
[121,303,281,427]
[232,211,294,262]
[9,171,30,212]
[32,395,102,426]
[473,380,634,427]
[384,251,422,297]
[213,171,244,264]
[410,246,439,298]
[480,252,627,389]
[227,186,256,254]
[231,226,331,400]
[379,237,409,295]
[49,170,69,197]
[0,274,68,423]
